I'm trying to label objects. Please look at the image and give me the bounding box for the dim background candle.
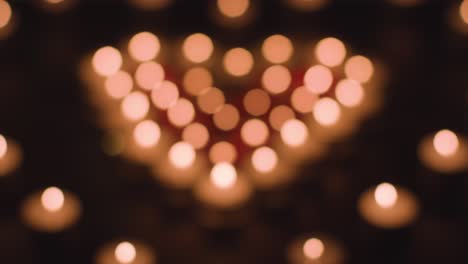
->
[288,234,345,264]
[358,182,419,229]
[0,134,22,177]
[95,240,156,264]
[20,186,81,232]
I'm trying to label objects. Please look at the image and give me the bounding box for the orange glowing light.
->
[151,80,179,110]
[303,65,333,95]
[303,238,325,260]
[182,123,209,149]
[262,65,292,94]
[115,242,136,264]
[210,162,237,189]
[0,0,12,28]
[168,142,196,169]
[105,71,133,99]
[315,37,346,67]
[209,142,237,164]
[269,105,295,131]
[335,79,364,107]
[92,46,122,77]
[0,134,7,159]
[241,119,269,147]
[262,34,293,64]
[344,55,374,84]
[41,187,64,212]
[167,98,195,127]
[213,104,240,131]
[433,129,459,157]
[374,183,398,208]
[121,91,150,121]
[197,87,225,114]
[291,86,318,113]
[217,0,249,18]
[281,119,308,147]
[134,61,165,91]
[133,120,161,148]
[461,0,468,24]
[182,33,213,63]
[251,146,278,173]
[128,31,160,62]
[313,97,341,126]
[183,67,213,96]
[223,48,254,77]
[243,89,271,116]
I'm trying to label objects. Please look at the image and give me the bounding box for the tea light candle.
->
[95,240,156,264]
[20,187,81,232]
[0,134,22,177]
[194,162,252,209]
[288,235,345,264]
[418,129,468,173]
[358,182,419,229]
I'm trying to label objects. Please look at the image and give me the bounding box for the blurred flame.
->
[183,33,214,63]
[223,47,254,77]
[210,162,237,189]
[374,182,398,208]
[262,65,292,94]
[41,187,64,212]
[92,46,122,77]
[241,119,269,146]
[128,31,160,62]
[114,241,136,264]
[433,129,459,157]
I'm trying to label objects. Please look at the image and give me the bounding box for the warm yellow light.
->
[128,31,160,62]
[0,134,7,159]
[241,119,269,147]
[182,33,213,63]
[168,142,195,169]
[134,61,165,91]
[223,48,254,77]
[269,105,295,131]
[41,187,64,212]
[167,98,195,127]
[151,80,179,110]
[335,79,364,107]
[303,238,325,260]
[374,182,398,208]
[217,0,249,18]
[209,142,237,164]
[461,0,468,24]
[210,162,237,189]
[92,46,122,77]
[262,65,292,94]
[121,91,150,121]
[183,67,213,96]
[197,87,225,114]
[114,242,136,264]
[182,123,209,149]
[243,89,271,116]
[291,86,318,113]
[433,129,459,157]
[105,71,133,99]
[315,37,346,67]
[281,119,308,147]
[0,0,12,28]
[213,104,240,131]
[303,65,333,95]
[344,55,374,84]
[251,146,278,173]
[133,120,161,148]
[313,98,341,126]
[262,34,293,64]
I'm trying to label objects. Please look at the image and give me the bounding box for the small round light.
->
[303,65,333,95]
[167,98,195,127]
[92,46,122,77]
[151,80,179,110]
[315,37,346,67]
[303,238,325,260]
[251,146,278,173]
[433,129,460,157]
[335,79,364,107]
[183,67,213,96]
[262,34,293,64]
[281,119,308,147]
[128,31,160,62]
[182,33,214,63]
[168,142,196,169]
[313,98,341,126]
[182,123,209,149]
[209,142,237,164]
[0,0,12,28]
[105,71,133,99]
[241,119,269,147]
[217,0,250,18]
[121,91,150,121]
[134,61,165,91]
[291,86,318,113]
[374,182,398,208]
[213,104,240,131]
[41,187,64,212]
[243,89,271,116]
[262,65,292,94]
[223,48,254,77]
[133,120,161,148]
[197,87,225,114]
[344,55,374,84]
[210,162,237,189]
[114,241,136,264]
[269,105,295,131]
[0,134,7,159]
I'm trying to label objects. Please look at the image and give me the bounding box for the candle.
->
[95,240,156,264]
[288,235,345,264]
[418,129,468,173]
[20,187,81,232]
[358,182,419,229]
[0,134,22,177]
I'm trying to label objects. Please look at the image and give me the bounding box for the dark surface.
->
[0,0,467,263]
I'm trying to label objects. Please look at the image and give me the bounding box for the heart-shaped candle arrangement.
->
[81,32,383,209]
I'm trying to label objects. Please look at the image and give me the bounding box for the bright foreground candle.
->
[95,240,156,264]
[288,234,345,264]
[0,134,22,176]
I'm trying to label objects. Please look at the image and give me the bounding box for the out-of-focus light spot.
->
[243,89,271,116]
[121,91,150,121]
[128,31,160,62]
[335,79,364,107]
[197,87,225,114]
[0,134,7,159]
[129,0,171,10]
[303,238,325,260]
[269,105,295,131]
[313,97,341,126]
[213,104,240,131]
[241,119,269,147]
[167,98,195,127]
[223,48,254,77]
[291,86,318,113]
[92,46,123,77]
[0,0,12,28]
[183,67,213,96]
[115,241,136,264]
[168,142,195,169]
[133,120,161,148]
[461,0,468,24]
[151,80,179,110]
[287,0,328,11]
[41,187,64,212]
[281,119,308,147]
[344,55,374,84]
[105,71,133,99]
[135,61,165,91]
[374,182,398,208]
[210,162,237,189]
[251,146,278,173]
[303,65,333,94]
[315,37,346,67]
[262,34,293,64]
[217,0,249,18]
[433,129,459,157]
[262,65,292,94]
[209,141,237,164]
[182,33,213,63]
[182,123,209,149]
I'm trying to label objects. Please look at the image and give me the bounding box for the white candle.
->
[288,234,345,264]
[95,240,156,264]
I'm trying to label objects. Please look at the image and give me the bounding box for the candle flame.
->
[0,134,7,159]
[210,162,237,189]
[41,187,65,212]
[115,241,136,264]
[374,182,398,208]
[92,46,122,77]
[168,142,195,169]
[252,146,278,173]
[133,120,161,148]
[433,129,459,157]
[303,238,325,260]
